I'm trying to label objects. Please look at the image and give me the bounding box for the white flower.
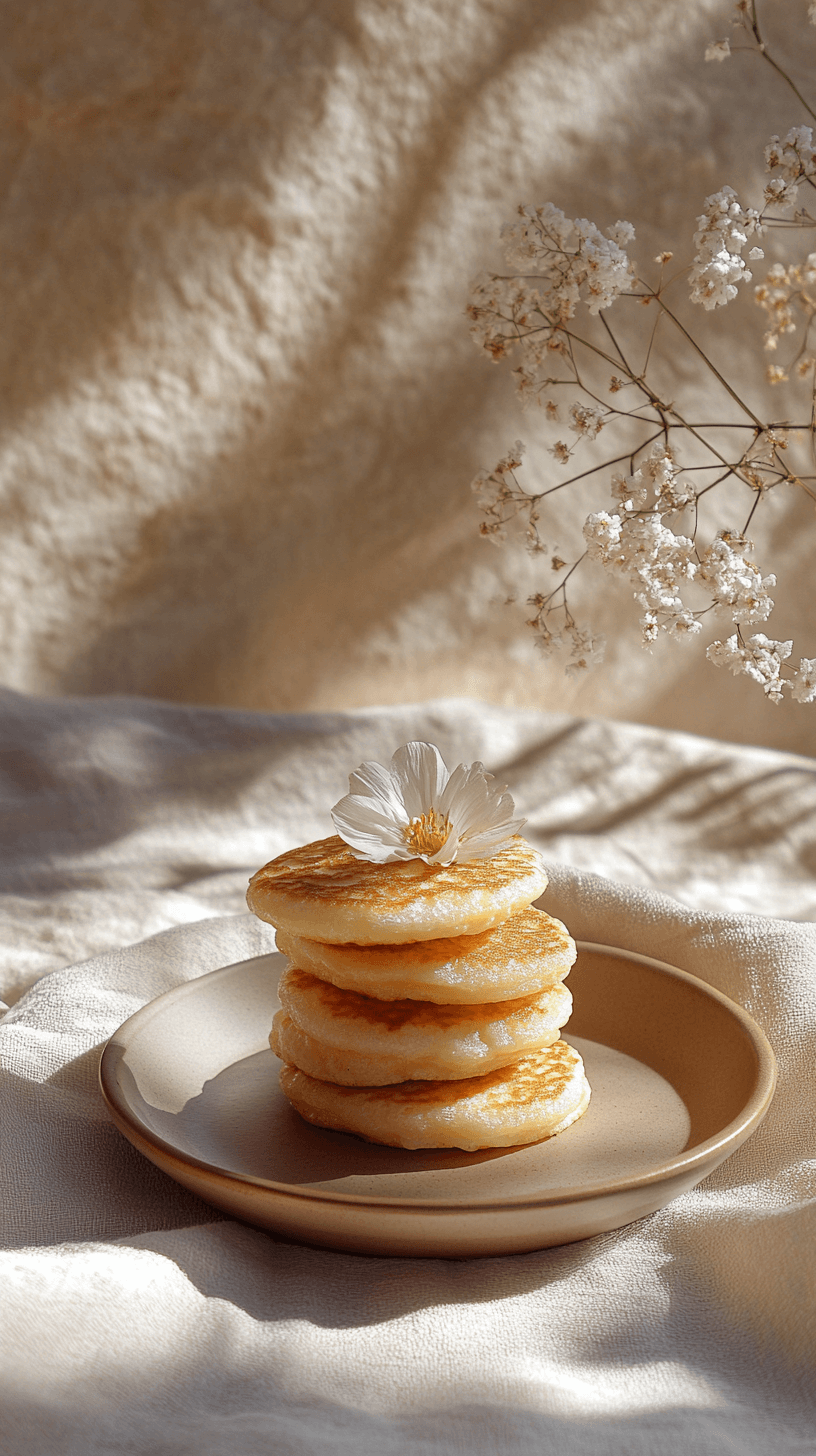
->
[584,508,695,602]
[498,204,635,319]
[705,38,731,62]
[469,204,635,405]
[611,471,644,508]
[495,440,525,473]
[791,658,816,703]
[467,274,539,361]
[707,633,792,702]
[664,609,702,640]
[549,440,572,463]
[583,493,705,646]
[331,742,526,865]
[583,509,623,563]
[755,254,816,350]
[698,533,776,625]
[706,635,743,674]
[575,217,636,313]
[611,442,693,513]
[530,622,564,656]
[569,401,606,438]
[606,220,636,246]
[641,610,659,647]
[564,625,606,674]
[764,126,816,212]
[689,187,762,310]
[763,175,801,210]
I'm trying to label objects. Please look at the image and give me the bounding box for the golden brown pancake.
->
[270,968,572,1084]
[276,907,575,1003]
[247,834,548,944]
[278,1040,590,1150]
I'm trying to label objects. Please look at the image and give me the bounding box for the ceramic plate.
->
[99,944,776,1258]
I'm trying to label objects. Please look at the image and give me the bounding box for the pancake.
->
[278,1040,590,1150]
[270,968,572,1084]
[276,906,575,1003]
[247,834,548,944]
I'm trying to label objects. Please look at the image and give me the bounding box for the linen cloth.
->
[2,689,816,1455]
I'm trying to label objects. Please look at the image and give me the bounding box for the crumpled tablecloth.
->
[1,689,815,1455]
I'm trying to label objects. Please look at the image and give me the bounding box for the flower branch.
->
[466,1,816,704]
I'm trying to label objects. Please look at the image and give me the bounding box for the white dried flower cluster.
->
[764,126,816,210]
[563,626,607,675]
[611,442,694,513]
[583,505,699,645]
[467,205,635,402]
[755,255,816,354]
[548,440,571,464]
[474,429,812,701]
[689,187,763,310]
[739,429,790,491]
[526,605,607,674]
[466,11,816,710]
[583,454,780,650]
[466,275,538,366]
[705,38,731,62]
[706,637,816,703]
[569,402,606,439]
[706,633,792,703]
[698,532,776,625]
[499,205,635,315]
[755,263,799,346]
[791,657,816,702]
[471,440,526,546]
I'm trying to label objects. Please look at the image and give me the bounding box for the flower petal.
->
[347,760,409,821]
[438,762,491,834]
[390,743,448,820]
[439,761,526,856]
[331,793,411,862]
[456,823,526,860]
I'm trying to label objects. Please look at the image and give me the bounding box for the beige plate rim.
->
[99,941,777,1214]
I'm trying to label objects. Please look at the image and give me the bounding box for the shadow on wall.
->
[1,0,814,753]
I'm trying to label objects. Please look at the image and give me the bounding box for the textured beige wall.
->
[1,0,814,752]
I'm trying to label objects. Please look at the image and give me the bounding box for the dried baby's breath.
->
[466,1,816,704]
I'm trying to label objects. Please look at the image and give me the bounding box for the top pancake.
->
[246,834,548,944]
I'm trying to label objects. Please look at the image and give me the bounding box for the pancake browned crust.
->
[276,907,575,1003]
[279,1040,590,1150]
[270,968,572,1084]
[247,834,548,944]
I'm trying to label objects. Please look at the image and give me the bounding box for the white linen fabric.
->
[2,690,815,1454]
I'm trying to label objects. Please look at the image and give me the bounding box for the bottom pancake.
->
[278,1040,591,1150]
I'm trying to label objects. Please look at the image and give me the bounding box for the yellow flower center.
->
[404,809,451,857]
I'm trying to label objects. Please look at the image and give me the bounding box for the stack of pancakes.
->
[247,834,590,1151]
